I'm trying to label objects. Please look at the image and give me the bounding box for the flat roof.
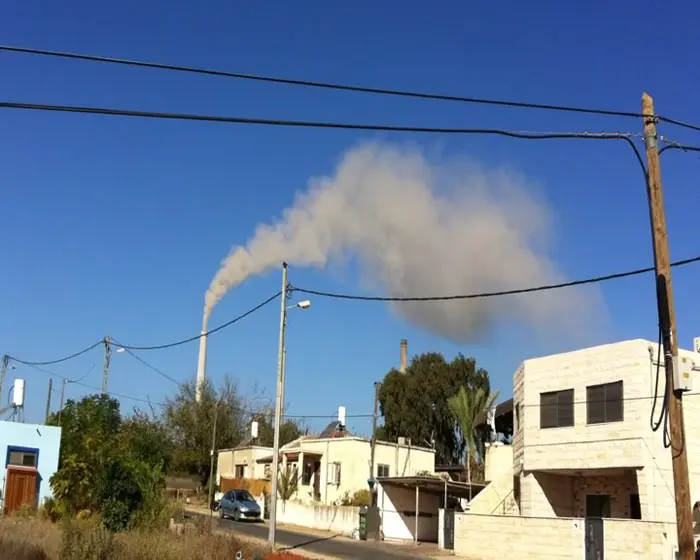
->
[377,476,486,499]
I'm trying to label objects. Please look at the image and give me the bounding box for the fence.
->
[277,501,360,536]
[450,512,678,560]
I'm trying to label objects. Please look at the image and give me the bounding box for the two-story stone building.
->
[512,338,700,523]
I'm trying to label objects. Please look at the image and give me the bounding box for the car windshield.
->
[234,490,254,502]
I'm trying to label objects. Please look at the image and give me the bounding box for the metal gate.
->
[443,509,455,550]
[585,518,604,560]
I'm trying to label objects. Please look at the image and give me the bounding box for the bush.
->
[338,489,370,507]
[39,497,63,522]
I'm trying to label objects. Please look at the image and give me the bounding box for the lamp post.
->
[268,263,311,548]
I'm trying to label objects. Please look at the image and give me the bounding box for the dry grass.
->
[0,516,309,560]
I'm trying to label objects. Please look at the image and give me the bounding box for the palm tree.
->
[448,386,499,496]
[277,463,299,512]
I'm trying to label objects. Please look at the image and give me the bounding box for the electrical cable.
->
[291,254,700,303]
[112,343,185,386]
[9,339,104,366]
[659,143,700,156]
[5,45,700,133]
[115,290,281,350]
[0,101,645,139]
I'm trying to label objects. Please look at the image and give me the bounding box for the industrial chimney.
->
[400,339,408,373]
[195,330,208,402]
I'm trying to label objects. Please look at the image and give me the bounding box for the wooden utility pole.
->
[58,379,67,424]
[0,355,8,401]
[208,401,219,516]
[102,337,112,395]
[44,378,53,424]
[642,92,694,559]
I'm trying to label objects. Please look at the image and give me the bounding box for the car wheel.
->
[219,507,224,519]
[233,509,240,522]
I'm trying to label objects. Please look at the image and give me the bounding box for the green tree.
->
[277,463,299,511]
[448,386,499,487]
[49,395,122,513]
[163,377,247,485]
[49,394,167,528]
[254,413,304,448]
[378,352,490,465]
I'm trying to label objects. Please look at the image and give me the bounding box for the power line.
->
[659,142,700,156]
[116,291,281,350]
[0,101,643,139]
[4,45,700,133]
[113,344,184,386]
[9,339,104,366]
[291,254,700,302]
[21,361,371,418]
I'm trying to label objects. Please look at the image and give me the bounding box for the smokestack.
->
[400,339,408,373]
[196,330,207,402]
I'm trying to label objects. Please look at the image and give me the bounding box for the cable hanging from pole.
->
[290,254,700,302]
[3,45,700,133]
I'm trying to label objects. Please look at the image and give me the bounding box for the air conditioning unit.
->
[398,437,407,445]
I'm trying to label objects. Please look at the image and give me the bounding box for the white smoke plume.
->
[204,142,601,342]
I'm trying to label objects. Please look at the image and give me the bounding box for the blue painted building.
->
[0,421,61,511]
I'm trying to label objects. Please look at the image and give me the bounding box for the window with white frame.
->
[377,464,390,478]
[328,462,341,485]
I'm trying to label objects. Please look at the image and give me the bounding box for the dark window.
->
[539,389,574,429]
[302,462,313,486]
[377,464,390,478]
[234,464,245,478]
[515,403,520,431]
[586,494,611,518]
[630,494,641,519]
[8,449,37,468]
[586,381,623,424]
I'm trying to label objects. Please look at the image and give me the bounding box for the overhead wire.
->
[291,255,700,302]
[3,45,700,133]
[9,339,104,366]
[115,291,281,350]
[0,101,643,138]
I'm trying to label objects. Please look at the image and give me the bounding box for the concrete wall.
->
[0,421,61,506]
[484,444,512,483]
[513,339,700,522]
[377,483,439,542]
[277,500,360,536]
[454,513,678,560]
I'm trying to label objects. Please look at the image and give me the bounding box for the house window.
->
[586,381,623,425]
[7,447,38,468]
[328,462,341,485]
[630,494,642,519]
[539,389,574,429]
[515,403,520,431]
[234,464,245,478]
[585,494,611,518]
[264,465,271,479]
[377,464,390,478]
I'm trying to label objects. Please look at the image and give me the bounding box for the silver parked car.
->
[218,489,261,522]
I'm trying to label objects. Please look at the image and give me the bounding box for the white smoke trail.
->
[204,142,601,341]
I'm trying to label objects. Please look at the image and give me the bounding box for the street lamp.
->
[280,300,311,419]
[269,265,311,548]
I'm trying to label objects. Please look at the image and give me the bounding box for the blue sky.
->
[2,0,700,434]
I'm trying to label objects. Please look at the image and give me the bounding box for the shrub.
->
[338,489,370,507]
[39,497,64,522]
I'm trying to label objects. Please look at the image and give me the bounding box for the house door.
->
[443,509,455,550]
[313,461,321,500]
[585,517,604,560]
[4,468,38,514]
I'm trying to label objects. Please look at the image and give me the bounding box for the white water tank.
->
[338,406,346,427]
[12,379,25,407]
[251,420,259,439]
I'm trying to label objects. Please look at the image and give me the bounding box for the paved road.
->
[191,513,432,559]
